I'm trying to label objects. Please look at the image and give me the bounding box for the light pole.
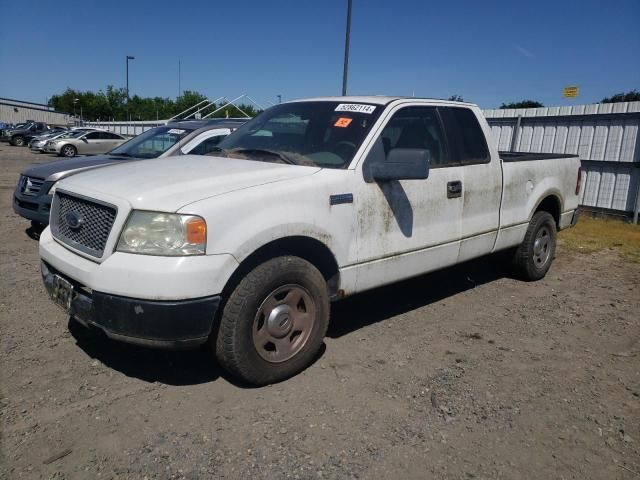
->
[126,55,135,100]
[126,55,135,122]
[73,98,79,124]
[341,0,352,96]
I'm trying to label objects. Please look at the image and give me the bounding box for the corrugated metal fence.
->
[84,120,166,136]
[483,101,640,219]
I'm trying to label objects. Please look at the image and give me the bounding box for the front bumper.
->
[41,261,220,348]
[44,144,61,153]
[13,192,53,225]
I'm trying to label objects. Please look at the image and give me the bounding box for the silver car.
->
[44,130,127,157]
[29,129,70,152]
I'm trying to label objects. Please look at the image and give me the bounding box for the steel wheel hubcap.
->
[533,226,551,267]
[253,284,316,363]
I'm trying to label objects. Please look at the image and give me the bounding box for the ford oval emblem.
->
[65,211,84,230]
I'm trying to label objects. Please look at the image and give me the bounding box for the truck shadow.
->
[68,251,512,388]
[327,251,512,338]
[25,222,44,240]
[68,319,225,386]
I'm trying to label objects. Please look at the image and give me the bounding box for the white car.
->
[39,96,581,385]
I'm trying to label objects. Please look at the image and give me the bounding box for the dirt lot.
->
[1,146,639,480]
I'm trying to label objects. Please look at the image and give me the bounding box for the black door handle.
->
[447,180,462,198]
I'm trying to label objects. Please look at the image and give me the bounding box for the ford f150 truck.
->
[39,96,581,385]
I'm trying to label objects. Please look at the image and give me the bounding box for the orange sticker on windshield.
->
[334,117,353,128]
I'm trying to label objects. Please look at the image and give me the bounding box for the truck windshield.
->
[110,125,194,158]
[214,101,383,168]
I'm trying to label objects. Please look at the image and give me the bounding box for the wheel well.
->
[223,236,341,299]
[534,195,561,227]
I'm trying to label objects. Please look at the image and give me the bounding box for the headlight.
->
[47,182,58,195]
[116,211,206,256]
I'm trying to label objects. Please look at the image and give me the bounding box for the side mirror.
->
[81,137,88,143]
[368,148,430,182]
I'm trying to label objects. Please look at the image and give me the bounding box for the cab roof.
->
[288,95,476,108]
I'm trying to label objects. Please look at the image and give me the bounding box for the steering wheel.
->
[333,140,357,160]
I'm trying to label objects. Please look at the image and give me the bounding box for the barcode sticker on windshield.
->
[167,128,186,134]
[335,104,376,114]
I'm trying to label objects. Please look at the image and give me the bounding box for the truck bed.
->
[500,152,578,162]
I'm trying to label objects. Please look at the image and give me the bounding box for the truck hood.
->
[23,155,135,181]
[58,155,321,212]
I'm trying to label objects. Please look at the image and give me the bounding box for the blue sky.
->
[1,0,638,109]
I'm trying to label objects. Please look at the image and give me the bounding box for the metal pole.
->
[202,95,247,119]
[126,55,134,122]
[178,59,181,98]
[244,95,267,111]
[633,179,640,224]
[509,115,522,152]
[341,0,352,96]
[168,99,209,121]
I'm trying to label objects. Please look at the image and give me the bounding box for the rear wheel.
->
[60,144,77,157]
[215,256,329,385]
[512,211,557,281]
[11,136,25,146]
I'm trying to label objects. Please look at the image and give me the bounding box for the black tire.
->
[60,144,77,157]
[512,211,557,281]
[215,256,329,386]
[11,136,25,147]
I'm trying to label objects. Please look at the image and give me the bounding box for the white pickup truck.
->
[39,96,581,385]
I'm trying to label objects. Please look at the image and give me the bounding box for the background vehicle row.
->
[13,118,246,226]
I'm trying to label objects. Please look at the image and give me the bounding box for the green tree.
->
[500,100,544,109]
[47,86,261,121]
[601,90,640,103]
[173,90,208,117]
[447,95,464,102]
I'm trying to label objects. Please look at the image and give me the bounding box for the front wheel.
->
[215,256,329,385]
[511,211,557,281]
[60,144,77,157]
[11,136,25,146]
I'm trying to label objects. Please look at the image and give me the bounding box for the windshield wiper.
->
[231,148,298,165]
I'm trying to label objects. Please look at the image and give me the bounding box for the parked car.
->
[38,96,581,385]
[29,127,95,153]
[14,119,245,226]
[43,130,127,157]
[1,121,51,146]
[28,128,69,152]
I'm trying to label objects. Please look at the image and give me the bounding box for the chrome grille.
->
[51,192,117,258]
[20,176,45,197]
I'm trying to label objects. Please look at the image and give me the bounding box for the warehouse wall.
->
[0,98,72,126]
[484,102,640,217]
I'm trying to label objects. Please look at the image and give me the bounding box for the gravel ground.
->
[1,145,639,479]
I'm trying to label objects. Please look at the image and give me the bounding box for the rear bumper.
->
[570,206,581,227]
[41,261,220,348]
